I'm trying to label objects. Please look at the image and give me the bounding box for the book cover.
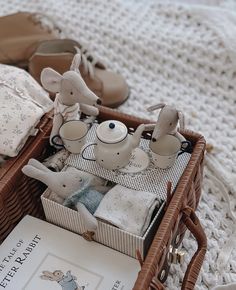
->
[0,216,140,290]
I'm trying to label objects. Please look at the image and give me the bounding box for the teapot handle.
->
[81,143,97,161]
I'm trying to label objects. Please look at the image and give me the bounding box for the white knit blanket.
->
[1,0,236,289]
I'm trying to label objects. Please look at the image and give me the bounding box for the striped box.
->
[41,188,164,259]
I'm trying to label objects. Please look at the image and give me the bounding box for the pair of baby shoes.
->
[0,12,129,108]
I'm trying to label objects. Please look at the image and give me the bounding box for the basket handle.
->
[150,277,165,290]
[181,206,207,290]
[149,206,206,290]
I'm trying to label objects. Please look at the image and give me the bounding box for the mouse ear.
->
[147,103,166,112]
[40,67,62,93]
[178,111,185,131]
[70,52,82,73]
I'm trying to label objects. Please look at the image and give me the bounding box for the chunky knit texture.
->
[1,0,236,289]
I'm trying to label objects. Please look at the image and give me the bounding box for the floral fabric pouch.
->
[0,64,53,157]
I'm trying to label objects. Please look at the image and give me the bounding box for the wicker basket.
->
[0,106,206,290]
[0,112,54,243]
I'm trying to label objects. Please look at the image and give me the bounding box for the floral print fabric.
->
[0,64,53,157]
[94,184,158,236]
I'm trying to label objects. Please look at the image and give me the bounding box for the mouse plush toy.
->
[40,53,102,146]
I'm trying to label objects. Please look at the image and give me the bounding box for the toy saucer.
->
[119,148,150,174]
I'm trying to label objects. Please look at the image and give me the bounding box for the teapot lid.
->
[96,120,128,143]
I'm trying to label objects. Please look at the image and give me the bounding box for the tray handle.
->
[181,206,207,290]
[150,206,206,290]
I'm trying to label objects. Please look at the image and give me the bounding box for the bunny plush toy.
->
[22,159,109,234]
[40,53,102,146]
[146,103,186,143]
[40,270,85,290]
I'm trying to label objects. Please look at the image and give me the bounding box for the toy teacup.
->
[52,120,88,154]
[150,134,191,169]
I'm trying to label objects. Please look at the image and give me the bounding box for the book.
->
[0,216,140,290]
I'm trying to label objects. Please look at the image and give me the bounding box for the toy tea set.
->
[22,54,192,239]
[49,101,190,172]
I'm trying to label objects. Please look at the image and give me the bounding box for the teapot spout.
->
[131,124,145,148]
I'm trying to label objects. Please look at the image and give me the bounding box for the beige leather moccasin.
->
[0,12,60,68]
[29,39,129,108]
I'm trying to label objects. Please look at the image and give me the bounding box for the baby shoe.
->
[29,39,129,108]
[0,12,60,68]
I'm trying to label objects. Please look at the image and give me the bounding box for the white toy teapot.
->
[82,120,146,170]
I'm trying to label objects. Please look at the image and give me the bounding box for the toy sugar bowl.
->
[82,120,146,170]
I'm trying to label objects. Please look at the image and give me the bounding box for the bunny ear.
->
[22,165,39,178]
[178,111,185,130]
[22,165,48,185]
[28,159,51,172]
[40,275,52,281]
[40,271,55,281]
[66,167,80,173]
[147,103,166,112]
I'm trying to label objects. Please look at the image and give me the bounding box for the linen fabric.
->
[0,64,53,157]
[94,184,158,236]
